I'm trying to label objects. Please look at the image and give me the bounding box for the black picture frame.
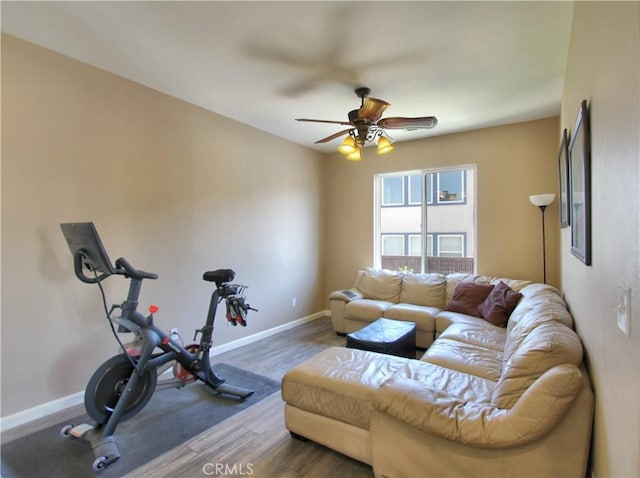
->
[569,100,591,265]
[558,128,570,227]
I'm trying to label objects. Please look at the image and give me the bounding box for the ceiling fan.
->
[296,87,437,160]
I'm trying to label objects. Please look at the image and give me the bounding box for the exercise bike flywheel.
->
[84,354,157,425]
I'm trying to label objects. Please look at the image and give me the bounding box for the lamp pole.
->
[529,194,555,284]
[538,205,548,284]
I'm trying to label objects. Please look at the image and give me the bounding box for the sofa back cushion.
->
[505,284,574,356]
[356,268,403,302]
[507,284,573,331]
[492,321,583,409]
[399,273,446,308]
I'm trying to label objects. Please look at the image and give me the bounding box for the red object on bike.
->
[173,344,199,384]
[149,304,159,314]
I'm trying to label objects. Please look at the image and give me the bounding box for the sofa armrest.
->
[374,364,583,449]
[329,289,364,303]
[328,289,364,334]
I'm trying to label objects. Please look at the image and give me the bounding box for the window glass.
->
[408,174,422,205]
[382,176,403,206]
[408,235,421,256]
[437,171,464,203]
[438,235,464,257]
[382,235,404,255]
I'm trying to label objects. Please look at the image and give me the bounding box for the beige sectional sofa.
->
[282,269,594,477]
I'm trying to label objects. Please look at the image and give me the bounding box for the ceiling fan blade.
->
[314,128,354,144]
[377,116,438,130]
[296,118,353,126]
[358,97,390,122]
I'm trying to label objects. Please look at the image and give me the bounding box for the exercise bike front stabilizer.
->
[59,222,257,471]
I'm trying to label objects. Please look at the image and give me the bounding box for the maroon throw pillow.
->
[444,282,495,317]
[477,281,523,327]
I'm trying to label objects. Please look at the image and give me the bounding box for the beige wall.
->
[561,3,640,477]
[1,35,325,416]
[323,117,561,296]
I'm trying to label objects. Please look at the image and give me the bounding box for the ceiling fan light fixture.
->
[377,136,394,155]
[338,136,357,155]
[346,147,362,161]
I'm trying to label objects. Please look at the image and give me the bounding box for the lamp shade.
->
[346,147,361,161]
[529,193,555,207]
[338,136,357,155]
[377,136,394,155]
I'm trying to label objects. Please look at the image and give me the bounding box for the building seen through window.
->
[375,167,475,274]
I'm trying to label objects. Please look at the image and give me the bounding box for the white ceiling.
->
[1,1,574,153]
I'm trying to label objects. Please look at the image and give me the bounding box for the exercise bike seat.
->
[203,269,235,285]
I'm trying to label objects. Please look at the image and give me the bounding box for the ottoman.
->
[346,318,416,358]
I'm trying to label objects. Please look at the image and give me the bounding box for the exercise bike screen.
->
[60,222,115,275]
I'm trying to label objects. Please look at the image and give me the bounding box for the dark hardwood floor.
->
[123,316,375,478]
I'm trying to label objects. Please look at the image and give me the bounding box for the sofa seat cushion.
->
[384,304,437,333]
[281,347,409,429]
[423,338,503,381]
[345,299,393,322]
[437,321,507,352]
[435,310,481,335]
[374,364,584,448]
[403,360,496,404]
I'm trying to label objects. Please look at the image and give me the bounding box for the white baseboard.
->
[0,311,328,434]
[210,310,327,356]
[0,391,84,435]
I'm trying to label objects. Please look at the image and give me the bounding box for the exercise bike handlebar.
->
[114,257,158,281]
[72,254,158,283]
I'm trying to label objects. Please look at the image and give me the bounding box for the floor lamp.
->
[529,193,555,284]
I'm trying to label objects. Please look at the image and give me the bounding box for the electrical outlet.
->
[170,328,180,340]
[617,287,631,337]
[292,298,297,307]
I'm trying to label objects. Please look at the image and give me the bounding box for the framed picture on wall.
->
[569,100,592,265]
[558,128,570,227]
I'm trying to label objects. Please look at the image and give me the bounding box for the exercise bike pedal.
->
[211,382,255,399]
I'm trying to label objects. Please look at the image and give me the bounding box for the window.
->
[408,174,422,205]
[408,234,422,256]
[375,166,475,274]
[382,176,404,206]
[437,234,464,257]
[436,170,465,203]
[381,235,404,255]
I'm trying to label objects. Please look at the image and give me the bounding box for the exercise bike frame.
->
[65,254,255,470]
[103,257,230,394]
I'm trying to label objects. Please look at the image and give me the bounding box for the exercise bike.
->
[59,222,257,471]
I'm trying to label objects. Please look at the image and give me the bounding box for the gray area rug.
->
[1,363,280,477]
